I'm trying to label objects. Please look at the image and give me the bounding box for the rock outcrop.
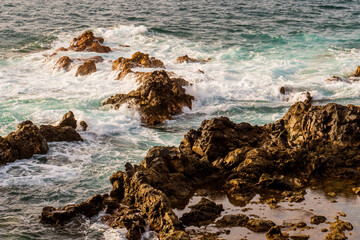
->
[103,70,194,125]
[112,52,165,80]
[176,55,211,63]
[40,101,360,239]
[0,121,49,165]
[75,60,97,77]
[39,111,83,142]
[68,31,111,53]
[53,56,73,71]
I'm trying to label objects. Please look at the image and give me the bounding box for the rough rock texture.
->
[68,31,111,53]
[39,111,82,142]
[80,121,88,131]
[40,101,360,239]
[266,226,289,240]
[0,121,49,165]
[215,214,249,228]
[176,55,211,63]
[310,215,327,225]
[75,60,96,77]
[53,56,73,71]
[112,52,165,80]
[103,70,194,125]
[325,217,353,240]
[180,198,224,226]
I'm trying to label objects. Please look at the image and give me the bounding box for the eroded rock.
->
[75,60,96,77]
[176,55,211,63]
[40,101,360,238]
[103,70,194,125]
[53,56,73,71]
[180,198,224,226]
[69,31,111,53]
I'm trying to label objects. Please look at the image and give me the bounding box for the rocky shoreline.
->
[40,100,359,239]
[2,30,360,239]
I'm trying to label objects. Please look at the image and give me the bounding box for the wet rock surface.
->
[103,70,194,125]
[53,56,73,71]
[0,112,84,165]
[1,121,49,165]
[40,101,360,239]
[39,111,82,142]
[68,31,111,53]
[112,52,165,80]
[176,55,211,63]
[180,198,224,226]
[75,60,97,77]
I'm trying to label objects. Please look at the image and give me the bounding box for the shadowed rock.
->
[39,111,82,142]
[103,70,194,125]
[40,101,360,238]
[1,121,49,165]
[180,198,224,226]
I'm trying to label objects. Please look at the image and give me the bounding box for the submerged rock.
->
[75,60,97,77]
[103,70,194,125]
[40,101,360,238]
[176,55,211,63]
[80,121,88,131]
[68,31,111,53]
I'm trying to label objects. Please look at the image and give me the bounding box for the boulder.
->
[179,198,224,226]
[176,55,211,63]
[80,121,88,131]
[325,217,353,240]
[4,121,49,160]
[39,111,82,142]
[53,56,73,71]
[310,215,327,225]
[103,70,194,125]
[112,52,165,80]
[75,60,96,77]
[39,125,82,142]
[58,111,77,129]
[246,219,276,232]
[215,214,249,227]
[68,31,111,53]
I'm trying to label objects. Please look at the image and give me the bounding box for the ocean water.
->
[1,0,360,239]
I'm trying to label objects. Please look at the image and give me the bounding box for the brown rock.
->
[325,217,353,240]
[69,31,111,52]
[180,198,224,226]
[5,121,49,160]
[290,235,310,240]
[103,70,194,125]
[80,121,88,131]
[354,66,360,77]
[176,55,211,63]
[215,214,249,227]
[280,86,286,95]
[310,215,327,225]
[58,111,77,129]
[75,60,96,77]
[39,125,82,142]
[53,56,73,71]
[266,226,289,240]
[246,219,276,232]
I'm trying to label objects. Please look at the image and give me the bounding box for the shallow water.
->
[1,0,360,239]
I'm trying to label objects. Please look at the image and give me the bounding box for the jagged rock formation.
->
[103,70,194,125]
[40,101,360,239]
[112,52,165,80]
[176,55,211,63]
[75,60,97,77]
[39,111,83,142]
[68,31,111,53]
[53,56,73,71]
[0,121,48,165]
[0,112,83,165]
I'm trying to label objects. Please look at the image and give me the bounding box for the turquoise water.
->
[1,0,360,239]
